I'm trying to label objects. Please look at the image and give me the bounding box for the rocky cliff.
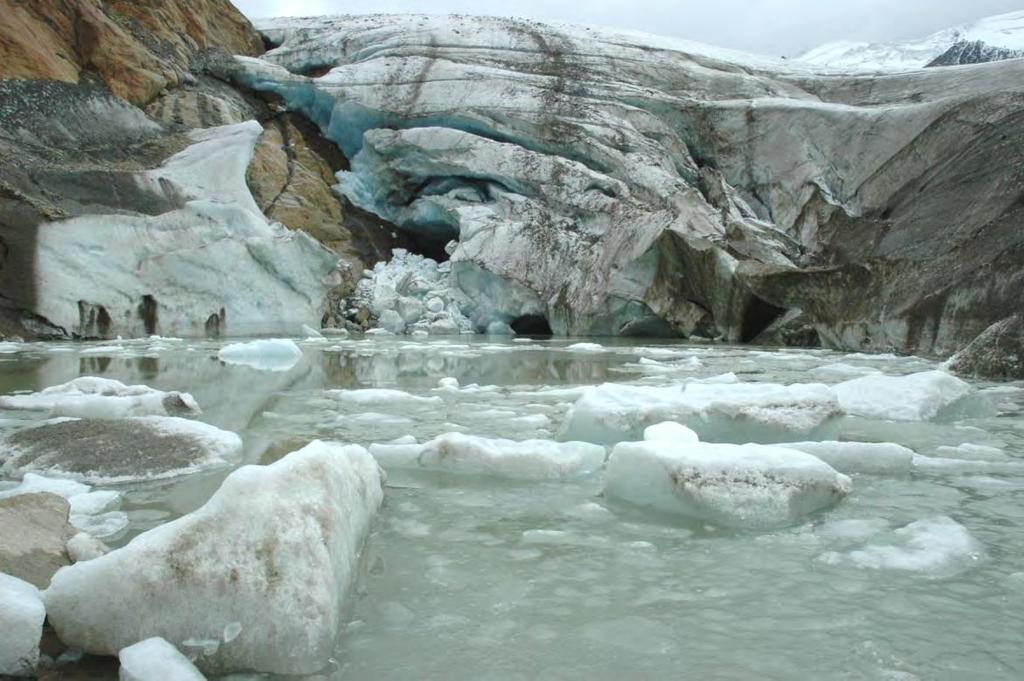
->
[0,1,400,339]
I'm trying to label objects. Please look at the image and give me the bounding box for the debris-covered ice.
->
[44,440,384,676]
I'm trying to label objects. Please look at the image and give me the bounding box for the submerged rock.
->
[0,493,74,588]
[45,440,384,676]
[0,572,45,677]
[119,638,206,681]
[3,417,243,484]
[604,440,851,529]
[949,314,1024,380]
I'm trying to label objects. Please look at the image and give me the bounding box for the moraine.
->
[1,335,1023,679]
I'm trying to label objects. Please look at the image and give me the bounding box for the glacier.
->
[209,14,1024,354]
[32,122,343,339]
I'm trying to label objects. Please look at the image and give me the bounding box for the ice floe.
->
[834,370,972,421]
[562,380,841,445]
[2,417,243,484]
[119,637,207,681]
[604,440,851,528]
[778,441,916,475]
[217,339,303,372]
[44,440,384,676]
[0,377,200,419]
[0,473,128,540]
[819,516,983,576]
[368,433,606,480]
[328,388,444,407]
[0,572,44,677]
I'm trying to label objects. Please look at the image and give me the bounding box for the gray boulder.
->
[0,493,75,588]
[949,314,1024,380]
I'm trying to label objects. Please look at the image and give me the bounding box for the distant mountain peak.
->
[796,10,1024,72]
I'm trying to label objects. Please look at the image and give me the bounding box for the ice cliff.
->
[209,14,1024,354]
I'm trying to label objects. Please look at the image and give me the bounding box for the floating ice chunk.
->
[778,441,916,475]
[565,342,605,353]
[604,441,851,528]
[69,511,129,540]
[301,324,324,339]
[834,370,972,421]
[819,516,983,576]
[3,417,243,484]
[119,637,206,681]
[0,342,24,354]
[66,533,109,563]
[369,432,606,480]
[217,339,302,372]
[0,473,90,500]
[0,573,45,677]
[934,443,1008,461]
[562,380,840,445]
[45,441,384,676]
[0,377,200,419]
[328,388,443,406]
[486,321,514,336]
[814,518,890,542]
[811,362,881,378]
[643,422,699,444]
[438,377,461,392]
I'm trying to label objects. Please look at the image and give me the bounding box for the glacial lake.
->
[2,336,1023,680]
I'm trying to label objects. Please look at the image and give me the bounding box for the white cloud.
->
[232,0,1022,56]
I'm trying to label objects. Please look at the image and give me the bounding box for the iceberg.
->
[0,377,200,419]
[562,380,841,445]
[0,573,45,677]
[369,433,606,480]
[217,339,303,372]
[604,440,851,528]
[44,441,384,676]
[834,371,973,421]
[3,417,243,485]
[119,638,206,681]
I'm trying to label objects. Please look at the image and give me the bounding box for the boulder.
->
[45,441,384,676]
[0,493,75,588]
[949,314,1024,380]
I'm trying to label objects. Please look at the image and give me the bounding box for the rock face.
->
[0,493,75,588]
[215,14,1024,352]
[927,40,1024,67]
[949,314,1024,380]
[45,441,384,676]
[0,0,262,105]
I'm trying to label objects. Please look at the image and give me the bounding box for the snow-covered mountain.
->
[797,10,1024,72]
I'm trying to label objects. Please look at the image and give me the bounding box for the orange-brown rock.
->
[0,0,262,105]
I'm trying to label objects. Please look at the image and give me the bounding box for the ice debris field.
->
[1,335,1023,679]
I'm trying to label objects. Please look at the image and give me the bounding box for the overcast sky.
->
[233,1,1022,56]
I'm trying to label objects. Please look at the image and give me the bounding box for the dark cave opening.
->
[740,296,787,343]
[510,314,553,337]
